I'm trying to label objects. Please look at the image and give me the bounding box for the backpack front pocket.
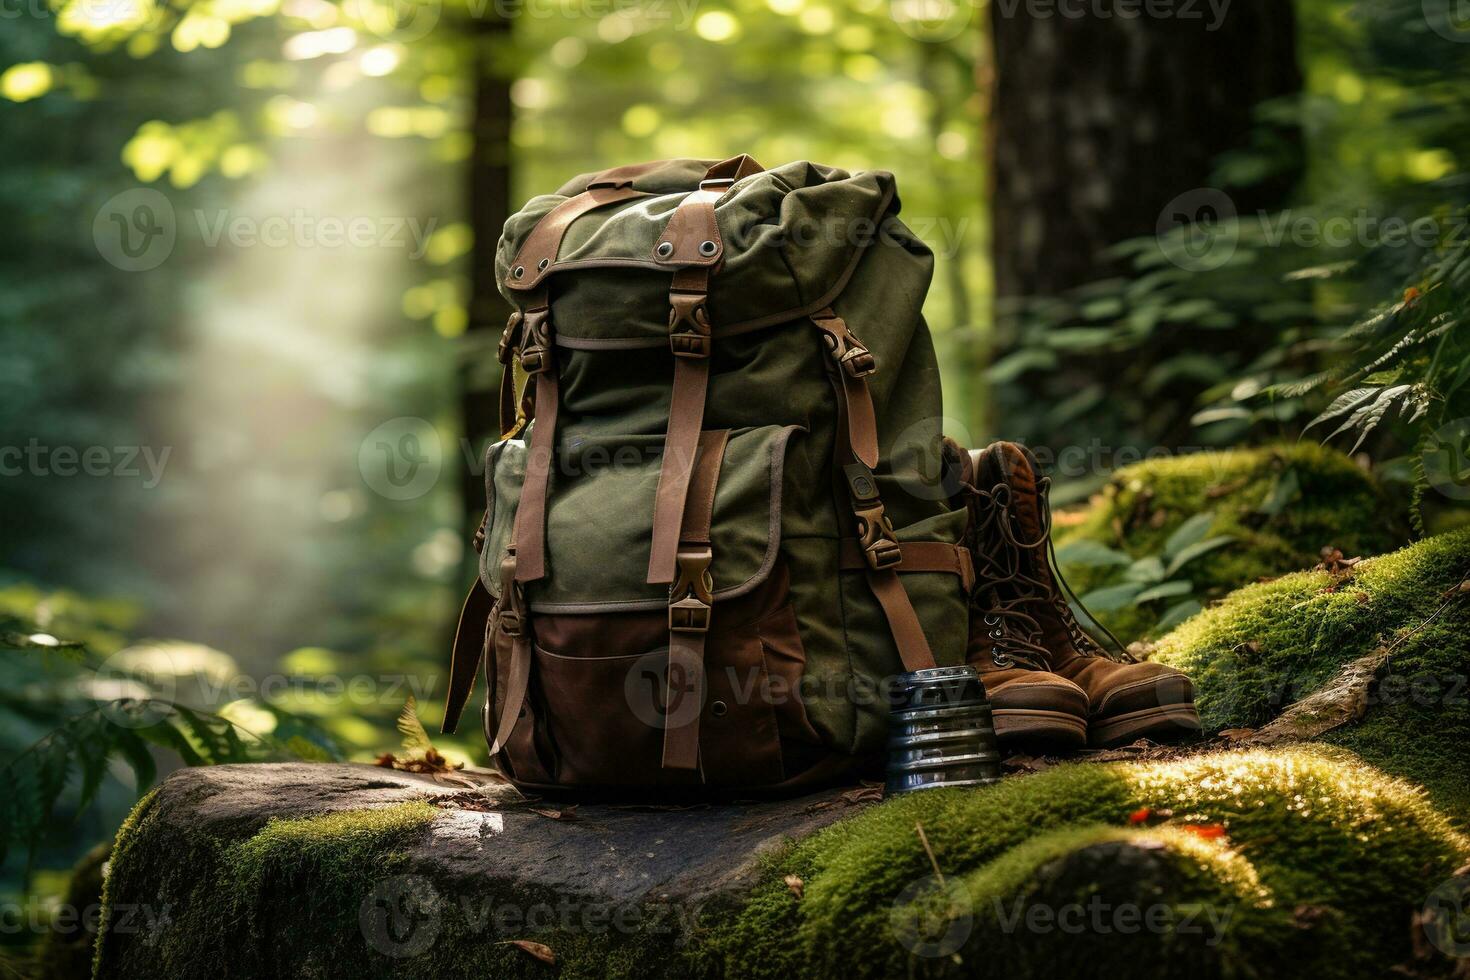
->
[480,424,821,789]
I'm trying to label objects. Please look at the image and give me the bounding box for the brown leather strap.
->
[441,578,496,735]
[703,154,763,184]
[654,185,725,267]
[867,570,937,673]
[489,633,531,757]
[814,310,938,673]
[512,293,556,583]
[681,429,728,544]
[506,185,651,291]
[812,310,878,469]
[839,540,975,592]
[662,429,728,771]
[647,191,724,585]
[484,548,533,755]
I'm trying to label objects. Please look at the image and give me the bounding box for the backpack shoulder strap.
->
[812,307,938,674]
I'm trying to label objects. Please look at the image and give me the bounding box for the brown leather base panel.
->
[1089,703,1202,748]
[992,708,1088,749]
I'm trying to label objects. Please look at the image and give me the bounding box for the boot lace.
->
[970,485,1054,670]
[973,476,1135,665]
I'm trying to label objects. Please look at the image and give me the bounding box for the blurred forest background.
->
[3,0,1470,966]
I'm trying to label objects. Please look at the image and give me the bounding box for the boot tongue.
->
[986,442,1046,545]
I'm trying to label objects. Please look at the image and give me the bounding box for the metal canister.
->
[884,665,1003,796]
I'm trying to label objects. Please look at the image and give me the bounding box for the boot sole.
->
[993,708,1088,750]
[1089,703,1202,748]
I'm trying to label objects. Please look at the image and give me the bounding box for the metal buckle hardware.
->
[668,292,712,359]
[668,545,714,633]
[518,308,553,375]
[843,462,901,571]
[498,311,524,365]
[497,550,527,637]
[813,312,876,379]
[698,177,735,192]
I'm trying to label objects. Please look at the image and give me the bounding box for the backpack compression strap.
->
[643,156,762,584]
[812,308,939,673]
[645,173,733,585]
[662,427,730,771]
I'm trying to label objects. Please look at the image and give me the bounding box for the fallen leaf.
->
[1179,823,1226,840]
[529,806,579,822]
[839,784,884,806]
[1217,728,1255,741]
[1128,807,1174,826]
[1128,807,1152,825]
[784,874,804,900]
[498,940,555,965]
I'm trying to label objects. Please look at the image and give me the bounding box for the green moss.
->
[95,792,687,980]
[707,747,1468,980]
[1057,443,1402,641]
[1151,528,1470,815]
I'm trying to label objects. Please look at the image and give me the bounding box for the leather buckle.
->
[668,545,713,633]
[518,308,553,375]
[856,505,902,571]
[814,311,876,379]
[669,293,711,360]
[497,551,527,637]
[843,462,901,571]
[498,311,523,365]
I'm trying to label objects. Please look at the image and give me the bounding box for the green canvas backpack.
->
[441,155,975,793]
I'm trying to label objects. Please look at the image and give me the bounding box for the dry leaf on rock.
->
[498,940,555,965]
[784,874,804,900]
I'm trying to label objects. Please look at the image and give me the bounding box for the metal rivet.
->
[698,240,717,257]
[656,241,674,258]
[513,265,524,278]
[710,700,728,718]
[537,258,549,271]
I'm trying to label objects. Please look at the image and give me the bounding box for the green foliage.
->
[0,611,340,888]
[1063,511,1234,635]
[1056,443,1400,642]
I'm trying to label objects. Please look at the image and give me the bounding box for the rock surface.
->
[146,761,867,903]
[94,747,1470,980]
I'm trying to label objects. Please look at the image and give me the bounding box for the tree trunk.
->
[989,0,1301,300]
[461,13,513,531]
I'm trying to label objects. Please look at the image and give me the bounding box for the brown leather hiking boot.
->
[965,593,1090,749]
[971,441,1201,748]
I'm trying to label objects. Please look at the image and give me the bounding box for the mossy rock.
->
[95,748,1470,979]
[1152,527,1470,818]
[707,746,1468,979]
[1056,443,1402,641]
